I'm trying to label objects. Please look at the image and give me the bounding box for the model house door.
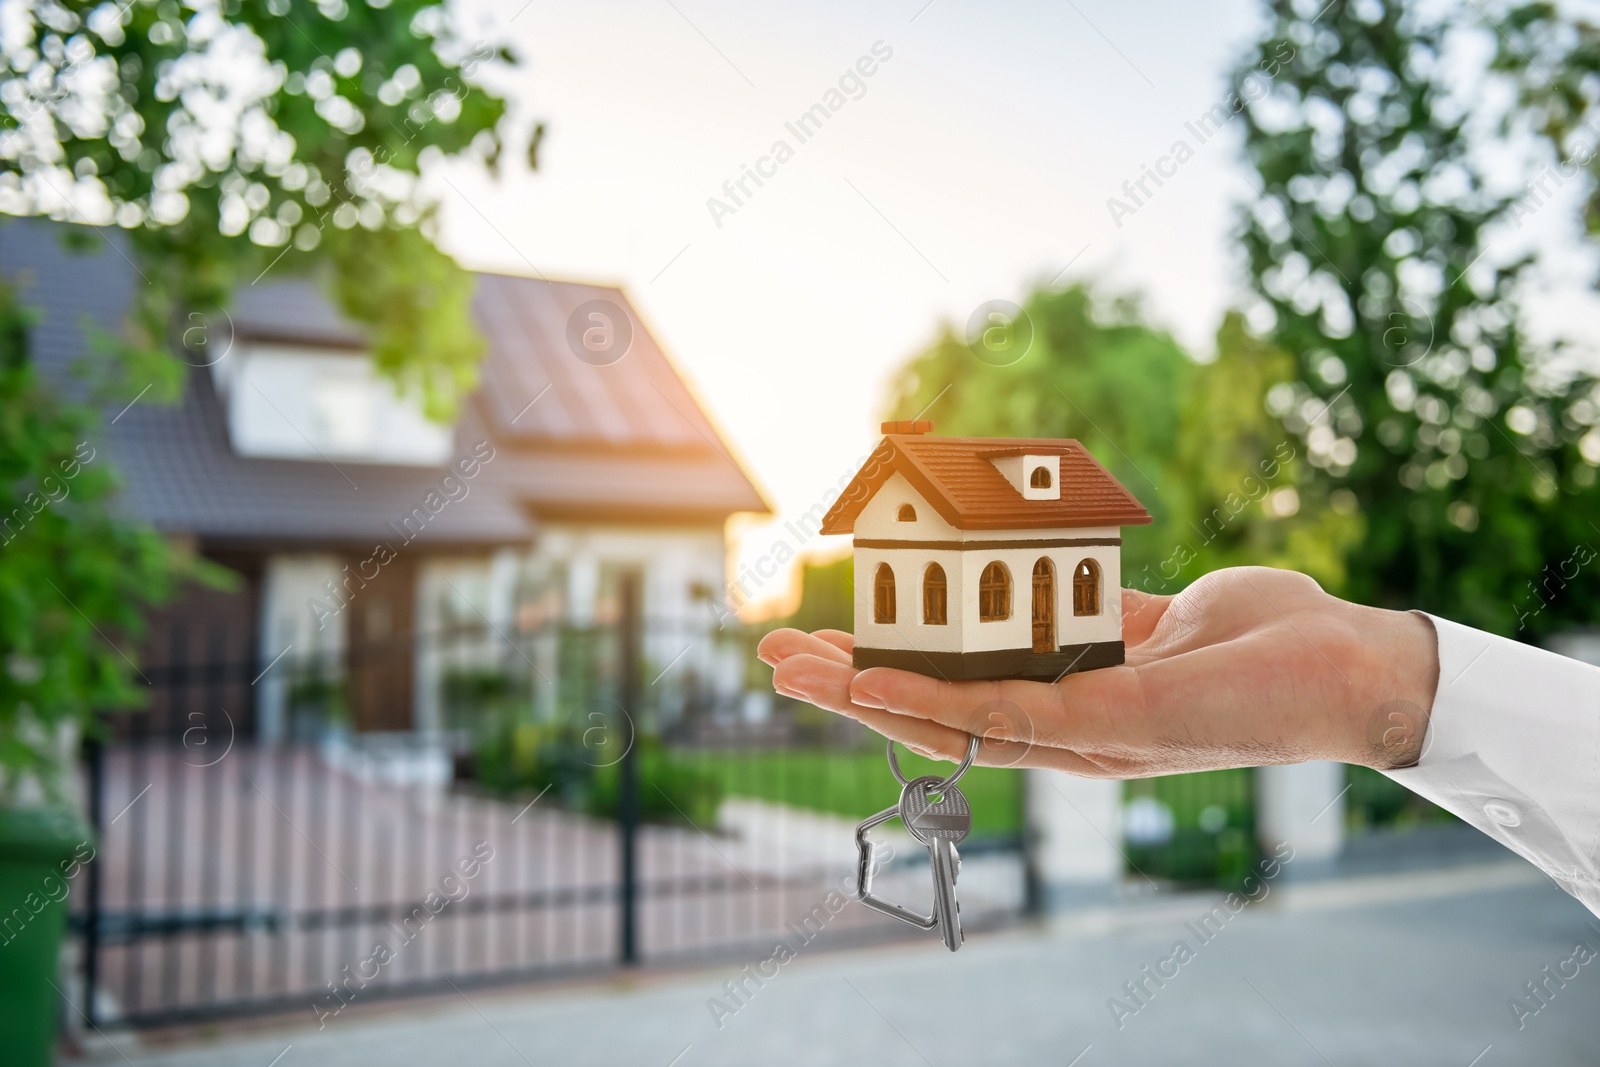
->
[1031,558,1055,653]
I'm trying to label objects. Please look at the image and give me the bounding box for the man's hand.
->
[756,567,1440,777]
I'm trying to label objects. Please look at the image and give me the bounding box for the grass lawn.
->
[665,747,1025,837]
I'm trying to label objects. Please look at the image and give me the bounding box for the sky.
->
[430,0,1283,613]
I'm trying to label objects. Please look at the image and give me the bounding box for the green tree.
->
[1171,312,1363,589]
[1,0,527,415]
[880,285,1352,596]
[0,281,213,803]
[884,285,1193,584]
[781,554,854,635]
[0,1,534,800]
[1232,0,1600,636]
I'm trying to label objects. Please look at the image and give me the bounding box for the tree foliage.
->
[1233,0,1600,636]
[0,280,217,804]
[0,0,530,801]
[880,285,1356,598]
[0,0,526,416]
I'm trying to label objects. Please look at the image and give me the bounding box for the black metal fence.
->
[73,577,1032,1027]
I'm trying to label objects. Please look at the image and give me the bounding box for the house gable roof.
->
[1,219,768,548]
[471,273,730,452]
[819,432,1151,535]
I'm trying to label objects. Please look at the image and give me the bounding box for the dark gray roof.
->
[232,277,367,348]
[0,218,768,548]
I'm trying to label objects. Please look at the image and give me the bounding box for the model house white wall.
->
[851,472,1122,658]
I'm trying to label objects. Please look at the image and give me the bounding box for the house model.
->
[818,421,1151,682]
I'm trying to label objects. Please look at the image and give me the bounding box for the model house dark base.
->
[852,640,1125,682]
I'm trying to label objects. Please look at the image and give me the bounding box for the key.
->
[854,736,981,950]
[854,802,938,931]
[899,775,972,952]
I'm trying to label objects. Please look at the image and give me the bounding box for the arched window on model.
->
[1030,465,1053,489]
[923,563,947,625]
[1073,558,1101,616]
[897,504,916,522]
[874,563,896,624]
[978,562,1011,622]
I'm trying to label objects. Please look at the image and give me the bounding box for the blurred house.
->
[1,219,767,739]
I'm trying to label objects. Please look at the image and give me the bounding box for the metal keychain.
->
[854,735,979,951]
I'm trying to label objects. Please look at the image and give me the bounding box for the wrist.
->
[1344,604,1440,770]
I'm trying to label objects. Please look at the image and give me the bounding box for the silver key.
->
[854,801,938,931]
[900,775,972,951]
[853,735,981,951]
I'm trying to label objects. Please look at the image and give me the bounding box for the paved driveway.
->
[75,860,1600,1067]
[86,744,1026,1022]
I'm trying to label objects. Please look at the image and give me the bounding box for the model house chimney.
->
[881,420,935,435]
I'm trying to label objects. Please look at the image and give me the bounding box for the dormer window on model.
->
[817,421,1152,682]
[984,450,1062,501]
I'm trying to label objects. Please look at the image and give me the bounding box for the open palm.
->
[757,567,1438,777]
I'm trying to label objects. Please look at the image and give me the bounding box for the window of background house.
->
[897,504,916,521]
[220,345,452,465]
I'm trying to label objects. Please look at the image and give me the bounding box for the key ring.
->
[886,734,979,791]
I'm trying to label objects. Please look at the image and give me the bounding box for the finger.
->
[774,655,1061,770]
[811,629,855,655]
[849,664,1140,749]
[770,653,982,761]
[758,628,852,667]
[846,704,1118,777]
[771,652,865,715]
[1121,588,1172,648]
[840,705,977,764]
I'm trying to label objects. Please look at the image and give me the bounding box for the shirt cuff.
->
[1382,613,1600,915]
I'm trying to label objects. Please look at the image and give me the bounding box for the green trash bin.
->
[0,807,94,1067]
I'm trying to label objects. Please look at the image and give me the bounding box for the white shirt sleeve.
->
[1382,613,1600,916]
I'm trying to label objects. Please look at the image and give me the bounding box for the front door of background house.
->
[346,553,416,732]
[1031,558,1055,653]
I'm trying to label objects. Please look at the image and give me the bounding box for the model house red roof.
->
[819,429,1151,534]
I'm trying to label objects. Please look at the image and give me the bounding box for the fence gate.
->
[74,577,1033,1027]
